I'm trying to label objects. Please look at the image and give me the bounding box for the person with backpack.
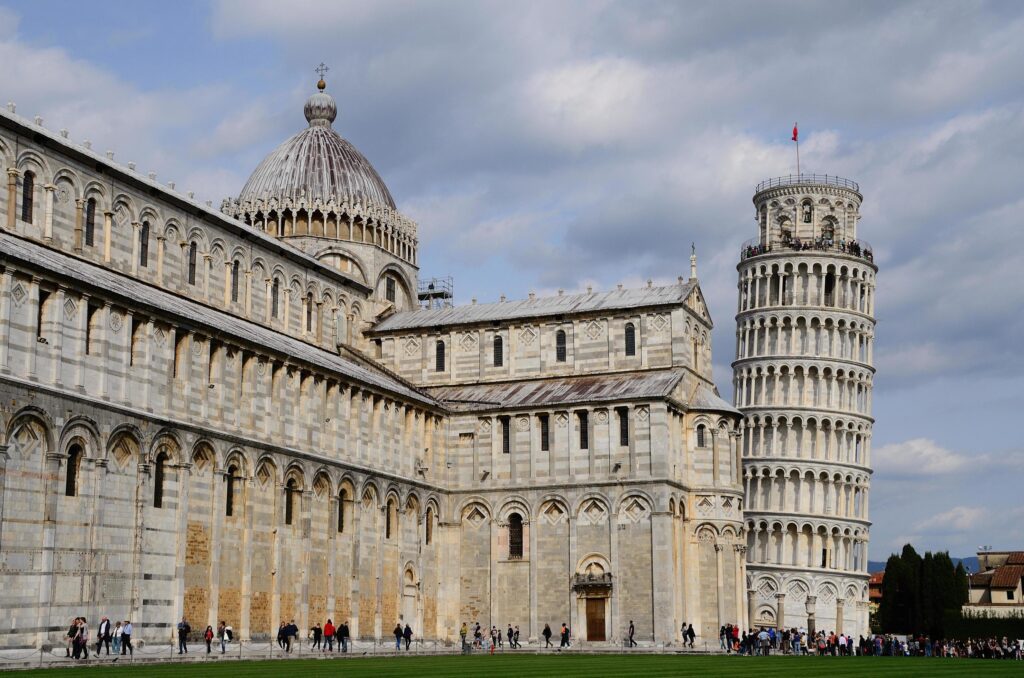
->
[217,621,229,654]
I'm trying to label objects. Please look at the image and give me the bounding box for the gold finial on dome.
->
[315,62,329,90]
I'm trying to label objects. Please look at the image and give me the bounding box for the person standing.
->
[94,616,111,656]
[323,619,335,652]
[393,623,403,650]
[403,623,413,650]
[543,623,553,648]
[286,620,298,653]
[112,621,123,656]
[121,620,134,656]
[340,621,350,653]
[459,622,468,653]
[507,625,514,648]
[65,617,78,658]
[277,622,287,649]
[560,623,570,648]
[217,621,228,654]
[204,625,214,654]
[177,616,191,654]
[628,620,637,647]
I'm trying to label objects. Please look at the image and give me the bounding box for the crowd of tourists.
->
[717,623,1022,660]
[742,237,873,262]
[63,617,134,660]
[458,621,536,653]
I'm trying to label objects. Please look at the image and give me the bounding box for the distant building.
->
[868,571,884,605]
[965,551,1024,618]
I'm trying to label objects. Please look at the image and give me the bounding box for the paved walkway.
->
[0,639,720,670]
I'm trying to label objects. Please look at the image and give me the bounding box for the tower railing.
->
[741,236,874,263]
[755,174,860,193]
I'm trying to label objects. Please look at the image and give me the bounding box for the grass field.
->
[11,654,1023,677]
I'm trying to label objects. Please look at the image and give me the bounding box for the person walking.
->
[560,623,570,648]
[543,623,553,648]
[340,621,350,653]
[686,623,696,648]
[513,626,521,649]
[204,625,214,654]
[121,620,134,656]
[217,621,228,654]
[310,623,322,650]
[507,625,514,648]
[286,620,298,653]
[96,616,111,656]
[277,622,287,650]
[323,619,335,652]
[403,623,413,651]
[177,616,191,654]
[628,620,637,647]
[112,621,123,656]
[65,617,78,658]
[393,623,403,650]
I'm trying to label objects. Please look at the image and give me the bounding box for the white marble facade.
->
[0,83,747,649]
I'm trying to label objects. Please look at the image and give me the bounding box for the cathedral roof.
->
[425,369,686,412]
[237,78,396,210]
[371,280,699,332]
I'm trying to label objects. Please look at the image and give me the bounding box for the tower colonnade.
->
[734,175,875,636]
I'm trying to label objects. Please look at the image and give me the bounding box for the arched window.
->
[271,278,280,318]
[624,322,636,356]
[139,221,150,268]
[802,200,813,223]
[187,242,198,285]
[85,198,96,246]
[284,478,297,525]
[21,171,34,223]
[508,513,523,560]
[577,410,589,449]
[555,330,567,362]
[425,507,434,545]
[822,220,835,243]
[65,444,83,497]
[386,498,397,539]
[493,335,503,367]
[696,424,707,448]
[435,340,445,372]
[305,293,313,332]
[385,277,396,304]
[231,261,240,303]
[617,406,629,446]
[337,488,347,533]
[153,451,168,508]
[225,464,238,517]
[500,416,511,454]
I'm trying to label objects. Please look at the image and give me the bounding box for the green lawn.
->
[11,654,1022,677]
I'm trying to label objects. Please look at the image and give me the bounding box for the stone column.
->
[6,168,18,230]
[0,443,8,553]
[156,235,165,285]
[775,592,786,629]
[651,510,674,643]
[42,184,55,240]
[73,198,84,251]
[747,588,757,629]
[714,543,726,632]
[0,268,13,373]
[26,277,39,379]
[835,597,844,635]
[130,222,141,274]
[103,210,113,262]
[51,286,66,386]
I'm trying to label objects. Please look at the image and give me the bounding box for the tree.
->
[878,543,967,637]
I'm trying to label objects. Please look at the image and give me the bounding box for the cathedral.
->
[0,74,871,649]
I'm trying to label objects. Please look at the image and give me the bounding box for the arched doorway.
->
[573,559,612,642]
[401,568,417,627]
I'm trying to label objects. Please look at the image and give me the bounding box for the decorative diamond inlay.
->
[63,297,77,320]
[10,282,26,307]
[519,326,537,346]
[585,320,602,340]
[464,506,487,528]
[404,337,420,357]
[459,332,477,352]
[651,313,668,332]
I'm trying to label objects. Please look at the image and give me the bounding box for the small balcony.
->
[741,236,874,263]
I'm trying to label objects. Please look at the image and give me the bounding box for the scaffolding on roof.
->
[418,276,454,310]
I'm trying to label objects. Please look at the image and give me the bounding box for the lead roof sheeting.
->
[690,384,742,415]
[425,369,685,412]
[0,233,435,407]
[372,281,698,332]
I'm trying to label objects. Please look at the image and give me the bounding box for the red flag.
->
[792,123,798,142]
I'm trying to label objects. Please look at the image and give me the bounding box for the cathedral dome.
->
[237,80,396,210]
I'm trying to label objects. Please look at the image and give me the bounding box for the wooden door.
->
[585,598,606,641]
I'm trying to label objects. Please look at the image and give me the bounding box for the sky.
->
[2,0,1022,562]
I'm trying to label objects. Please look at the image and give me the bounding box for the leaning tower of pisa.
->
[733,175,875,638]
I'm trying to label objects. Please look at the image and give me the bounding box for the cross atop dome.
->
[315,62,329,91]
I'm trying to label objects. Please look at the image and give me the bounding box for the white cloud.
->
[915,506,988,533]
[874,438,972,476]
